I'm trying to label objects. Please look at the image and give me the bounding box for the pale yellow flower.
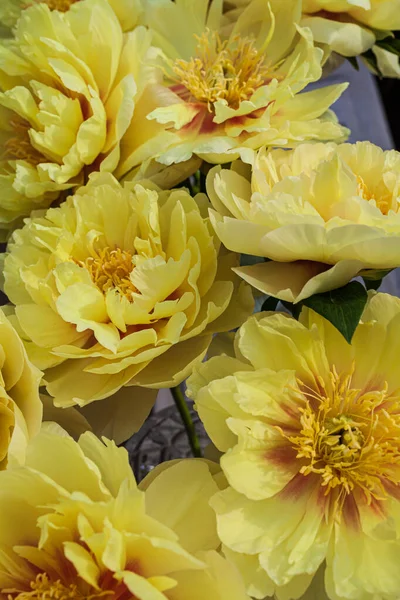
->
[301,0,400,75]
[0,428,250,600]
[207,141,400,303]
[141,0,349,167]
[2,172,253,443]
[0,0,143,32]
[225,0,400,76]
[303,0,400,31]
[0,306,42,469]
[187,292,400,600]
[0,0,179,238]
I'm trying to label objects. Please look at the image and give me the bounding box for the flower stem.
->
[171,385,202,458]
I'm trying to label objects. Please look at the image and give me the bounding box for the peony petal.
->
[77,386,157,445]
[142,460,220,554]
[222,418,298,500]
[131,335,212,389]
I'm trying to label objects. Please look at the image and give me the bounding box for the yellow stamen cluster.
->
[8,573,110,600]
[82,247,136,299]
[285,365,400,504]
[24,0,80,11]
[356,175,392,215]
[2,119,44,166]
[172,30,272,111]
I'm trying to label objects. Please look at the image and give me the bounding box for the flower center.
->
[2,119,44,166]
[8,573,110,600]
[44,0,79,9]
[82,247,136,299]
[319,414,365,465]
[24,0,80,11]
[356,175,392,215]
[286,365,400,503]
[171,30,272,111]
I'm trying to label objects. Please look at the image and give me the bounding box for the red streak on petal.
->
[170,84,192,101]
[265,444,297,467]
[279,472,318,502]
[178,105,220,135]
[382,478,400,501]
[227,107,265,129]
[342,493,361,531]
[281,402,301,423]
[368,496,387,520]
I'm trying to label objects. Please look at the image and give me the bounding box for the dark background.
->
[376,32,400,150]
[378,76,400,149]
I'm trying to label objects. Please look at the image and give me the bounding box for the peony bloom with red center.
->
[187,292,400,600]
[225,0,400,78]
[0,429,250,600]
[142,0,349,166]
[0,0,187,238]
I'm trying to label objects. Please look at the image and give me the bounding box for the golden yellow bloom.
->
[187,293,400,600]
[207,141,400,303]
[142,0,349,166]
[0,0,142,32]
[2,172,253,443]
[0,306,42,469]
[0,0,179,238]
[0,429,250,600]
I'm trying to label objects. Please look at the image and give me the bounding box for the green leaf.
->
[261,296,279,312]
[302,282,368,344]
[346,56,359,71]
[361,49,381,76]
[376,36,400,56]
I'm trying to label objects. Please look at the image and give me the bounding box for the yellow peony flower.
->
[0,0,143,32]
[207,141,400,303]
[225,0,400,76]
[142,0,349,166]
[2,172,253,443]
[0,428,250,600]
[0,0,181,238]
[301,0,400,75]
[187,293,400,600]
[0,306,42,469]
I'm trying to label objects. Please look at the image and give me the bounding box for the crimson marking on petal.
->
[342,492,361,530]
[382,478,400,501]
[279,472,318,502]
[265,444,297,467]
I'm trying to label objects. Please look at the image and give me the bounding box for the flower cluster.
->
[0,1,400,600]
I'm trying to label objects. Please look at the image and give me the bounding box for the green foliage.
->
[361,49,381,76]
[302,282,368,344]
[346,56,359,71]
[375,36,400,57]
